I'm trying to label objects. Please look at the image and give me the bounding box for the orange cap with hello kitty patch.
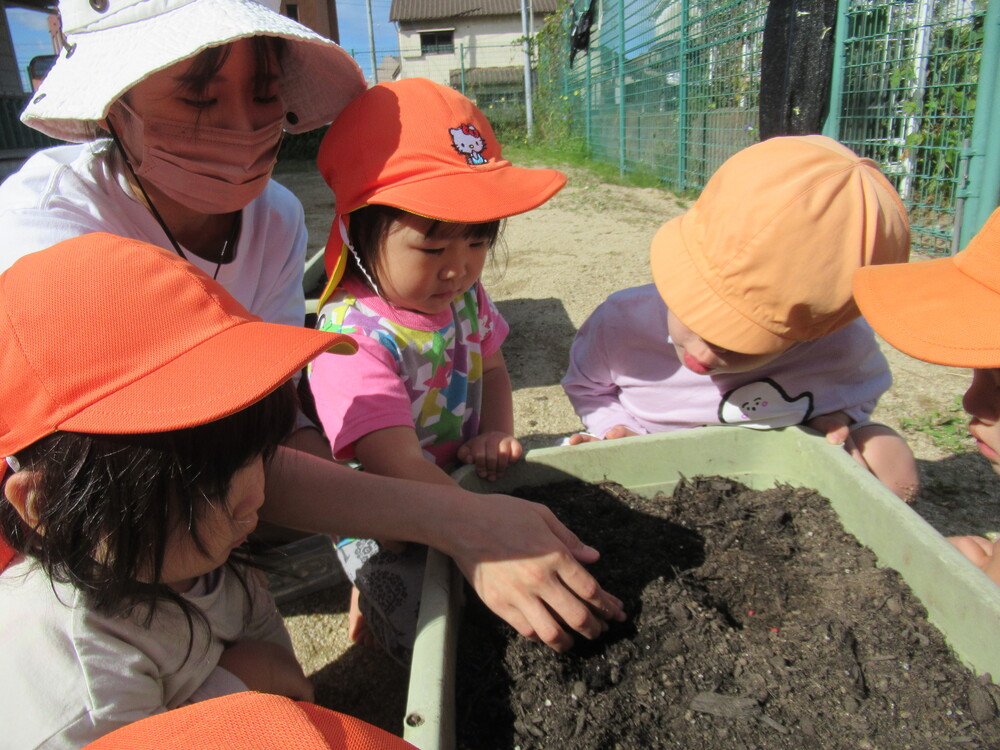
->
[316,77,566,303]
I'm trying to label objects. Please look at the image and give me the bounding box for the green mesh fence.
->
[826,0,988,254]
[346,0,995,254]
[546,0,767,189]
[533,0,995,254]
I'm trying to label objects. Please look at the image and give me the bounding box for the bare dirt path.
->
[272,158,1000,736]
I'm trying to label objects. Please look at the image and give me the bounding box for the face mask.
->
[111,100,284,214]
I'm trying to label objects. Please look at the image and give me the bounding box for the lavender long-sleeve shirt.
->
[562,284,891,438]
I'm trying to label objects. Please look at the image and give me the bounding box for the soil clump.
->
[456,477,1000,749]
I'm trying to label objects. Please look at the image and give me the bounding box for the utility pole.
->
[366,0,379,83]
[520,0,534,138]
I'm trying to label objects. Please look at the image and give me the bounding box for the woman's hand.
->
[458,431,523,481]
[447,492,625,652]
[217,640,314,703]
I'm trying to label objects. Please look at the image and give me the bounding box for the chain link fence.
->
[534,0,997,255]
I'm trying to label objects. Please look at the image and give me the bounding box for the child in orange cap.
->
[310,78,567,661]
[83,692,418,750]
[0,233,358,748]
[563,135,919,500]
[855,207,1000,585]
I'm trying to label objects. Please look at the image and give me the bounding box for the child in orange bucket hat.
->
[83,692,418,750]
[0,233,357,747]
[562,135,919,500]
[310,77,567,661]
[855,207,1000,585]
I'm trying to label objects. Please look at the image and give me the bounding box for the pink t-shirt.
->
[310,276,509,467]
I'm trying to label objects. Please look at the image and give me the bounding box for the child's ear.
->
[4,470,43,530]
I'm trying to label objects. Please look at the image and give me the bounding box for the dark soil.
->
[456,477,1000,749]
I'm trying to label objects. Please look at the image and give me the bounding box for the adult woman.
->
[0,0,623,653]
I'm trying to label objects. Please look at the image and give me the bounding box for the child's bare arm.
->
[459,350,522,480]
[806,412,919,501]
[355,426,457,486]
[217,640,314,702]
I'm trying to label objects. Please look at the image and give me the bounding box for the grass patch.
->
[503,143,669,190]
[900,395,975,454]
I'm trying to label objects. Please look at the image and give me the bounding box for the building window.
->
[286,3,298,21]
[420,30,454,55]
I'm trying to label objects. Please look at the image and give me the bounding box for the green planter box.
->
[402,426,1000,750]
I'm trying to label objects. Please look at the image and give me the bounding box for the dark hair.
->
[346,204,505,292]
[179,37,288,103]
[0,381,296,626]
[106,36,288,138]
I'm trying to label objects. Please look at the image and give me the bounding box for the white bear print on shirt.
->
[718,378,814,429]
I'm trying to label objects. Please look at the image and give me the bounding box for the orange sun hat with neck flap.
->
[854,206,1000,368]
[315,77,567,307]
[650,135,911,355]
[0,232,356,461]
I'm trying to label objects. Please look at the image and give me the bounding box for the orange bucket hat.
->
[0,233,356,459]
[650,135,910,355]
[315,77,566,303]
[83,692,419,749]
[853,206,1000,368]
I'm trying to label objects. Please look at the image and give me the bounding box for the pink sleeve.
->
[561,298,650,438]
[309,336,415,461]
[476,284,509,359]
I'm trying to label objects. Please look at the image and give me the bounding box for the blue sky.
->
[5,1,400,92]
[336,0,399,79]
[7,6,55,92]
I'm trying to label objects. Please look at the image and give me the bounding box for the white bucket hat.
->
[22,0,367,143]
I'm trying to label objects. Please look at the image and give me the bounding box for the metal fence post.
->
[960,0,1000,251]
[822,0,850,140]
[586,45,592,152]
[617,0,626,177]
[677,0,689,188]
[460,43,466,95]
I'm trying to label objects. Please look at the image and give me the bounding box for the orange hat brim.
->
[59,323,356,438]
[854,256,1000,368]
[360,165,567,224]
[854,207,1000,368]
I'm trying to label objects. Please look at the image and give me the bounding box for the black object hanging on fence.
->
[759,0,837,140]
[569,0,596,66]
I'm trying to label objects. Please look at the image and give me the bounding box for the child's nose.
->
[963,370,1000,423]
[440,259,465,280]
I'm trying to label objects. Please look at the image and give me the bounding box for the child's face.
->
[963,368,1000,474]
[376,213,490,314]
[667,310,793,375]
[160,456,266,592]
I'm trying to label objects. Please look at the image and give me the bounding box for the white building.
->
[390,0,558,104]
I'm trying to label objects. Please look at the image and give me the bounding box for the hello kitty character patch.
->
[450,124,488,165]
